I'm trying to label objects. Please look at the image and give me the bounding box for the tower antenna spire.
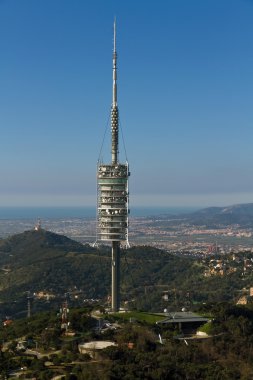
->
[111,18,118,164]
[113,17,117,106]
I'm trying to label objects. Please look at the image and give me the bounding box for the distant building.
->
[34,219,42,231]
[244,259,252,268]
[156,311,209,333]
[3,319,13,327]
[16,341,27,351]
[162,292,169,301]
[78,341,117,358]
[236,295,248,305]
[34,291,55,300]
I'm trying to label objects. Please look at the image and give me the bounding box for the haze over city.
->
[0,0,253,207]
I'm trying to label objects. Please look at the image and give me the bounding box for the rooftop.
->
[78,341,117,350]
[156,311,209,324]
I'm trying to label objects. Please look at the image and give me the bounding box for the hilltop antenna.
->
[96,20,130,312]
[27,291,33,318]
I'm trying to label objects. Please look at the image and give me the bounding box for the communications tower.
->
[97,20,130,312]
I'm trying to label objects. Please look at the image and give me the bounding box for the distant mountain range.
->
[161,203,253,227]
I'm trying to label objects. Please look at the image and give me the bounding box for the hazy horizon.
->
[0,193,253,209]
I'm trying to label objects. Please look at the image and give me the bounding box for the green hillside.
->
[0,229,108,300]
[0,229,252,316]
[0,230,193,305]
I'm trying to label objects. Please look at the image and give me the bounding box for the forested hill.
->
[0,229,253,315]
[0,229,92,267]
[0,230,187,302]
[0,229,102,299]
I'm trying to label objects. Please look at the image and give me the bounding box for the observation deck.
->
[97,163,130,242]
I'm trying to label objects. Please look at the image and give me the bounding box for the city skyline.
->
[0,0,253,207]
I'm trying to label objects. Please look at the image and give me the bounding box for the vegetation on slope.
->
[1,229,253,316]
[2,303,253,379]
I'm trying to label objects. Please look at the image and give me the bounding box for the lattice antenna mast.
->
[112,18,119,164]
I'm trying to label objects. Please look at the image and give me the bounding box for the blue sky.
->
[0,0,253,207]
